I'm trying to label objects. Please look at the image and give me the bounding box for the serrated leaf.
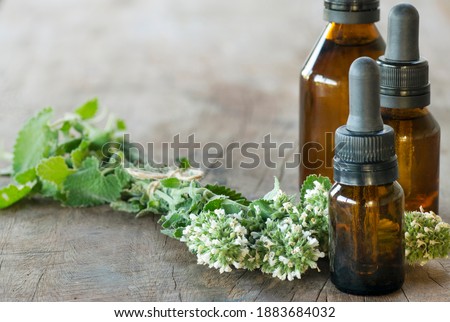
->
[205,184,250,206]
[203,197,225,212]
[0,182,35,209]
[114,166,132,188]
[75,98,98,120]
[160,177,181,189]
[13,107,57,176]
[14,168,37,184]
[70,140,90,168]
[36,156,75,189]
[63,157,121,207]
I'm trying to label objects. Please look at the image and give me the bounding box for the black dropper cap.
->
[377,4,430,108]
[334,57,398,186]
[324,0,380,24]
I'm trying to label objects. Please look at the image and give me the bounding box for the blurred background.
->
[0,0,449,204]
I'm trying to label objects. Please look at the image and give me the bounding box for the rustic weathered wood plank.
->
[0,0,449,301]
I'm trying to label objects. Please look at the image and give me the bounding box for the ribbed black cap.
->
[377,4,430,108]
[334,57,398,186]
[324,0,380,24]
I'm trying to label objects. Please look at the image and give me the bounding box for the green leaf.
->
[0,182,36,209]
[14,168,37,184]
[161,211,184,229]
[55,138,83,155]
[63,157,122,207]
[263,177,281,201]
[250,199,274,220]
[70,140,90,168]
[60,120,72,134]
[116,119,127,131]
[75,98,98,120]
[160,177,181,189]
[205,184,250,206]
[36,156,75,189]
[114,166,132,188]
[173,227,184,239]
[221,200,244,215]
[13,107,57,176]
[203,197,225,212]
[300,175,332,206]
[110,200,141,214]
[177,158,191,170]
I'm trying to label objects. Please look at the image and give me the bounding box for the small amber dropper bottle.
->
[377,4,440,213]
[300,0,385,183]
[329,57,405,295]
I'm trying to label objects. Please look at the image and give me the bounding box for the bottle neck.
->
[325,22,382,45]
[381,106,430,119]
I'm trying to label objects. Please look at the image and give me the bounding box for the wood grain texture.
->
[0,0,449,301]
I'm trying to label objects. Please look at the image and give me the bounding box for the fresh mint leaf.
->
[70,140,90,168]
[75,98,98,120]
[63,157,121,207]
[0,182,36,209]
[14,168,37,185]
[114,166,132,188]
[55,138,82,155]
[13,107,57,176]
[205,184,250,206]
[160,177,181,189]
[203,197,226,212]
[36,156,75,189]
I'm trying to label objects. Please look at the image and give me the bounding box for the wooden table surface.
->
[0,0,449,302]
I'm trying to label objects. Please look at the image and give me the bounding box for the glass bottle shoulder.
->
[381,107,441,139]
[329,181,404,208]
[301,23,385,80]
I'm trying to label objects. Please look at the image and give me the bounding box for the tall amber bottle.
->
[329,57,405,295]
[377,4,440,213]
[300,0,385,183]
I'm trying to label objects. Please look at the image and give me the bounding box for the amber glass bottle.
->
[329,57,405,295]
[300,0,385,183]
[329,183,405,295]
[378,4,440,213]
[381,108,439,212]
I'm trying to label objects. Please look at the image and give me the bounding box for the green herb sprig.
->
[1,100,449,281]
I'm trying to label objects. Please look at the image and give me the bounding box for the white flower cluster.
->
[180,209,255,273]
[257,217,325,281]
[298,180,330,252]
[405,207,450,265]
[176,175,450,281]
[179,182,329,281]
